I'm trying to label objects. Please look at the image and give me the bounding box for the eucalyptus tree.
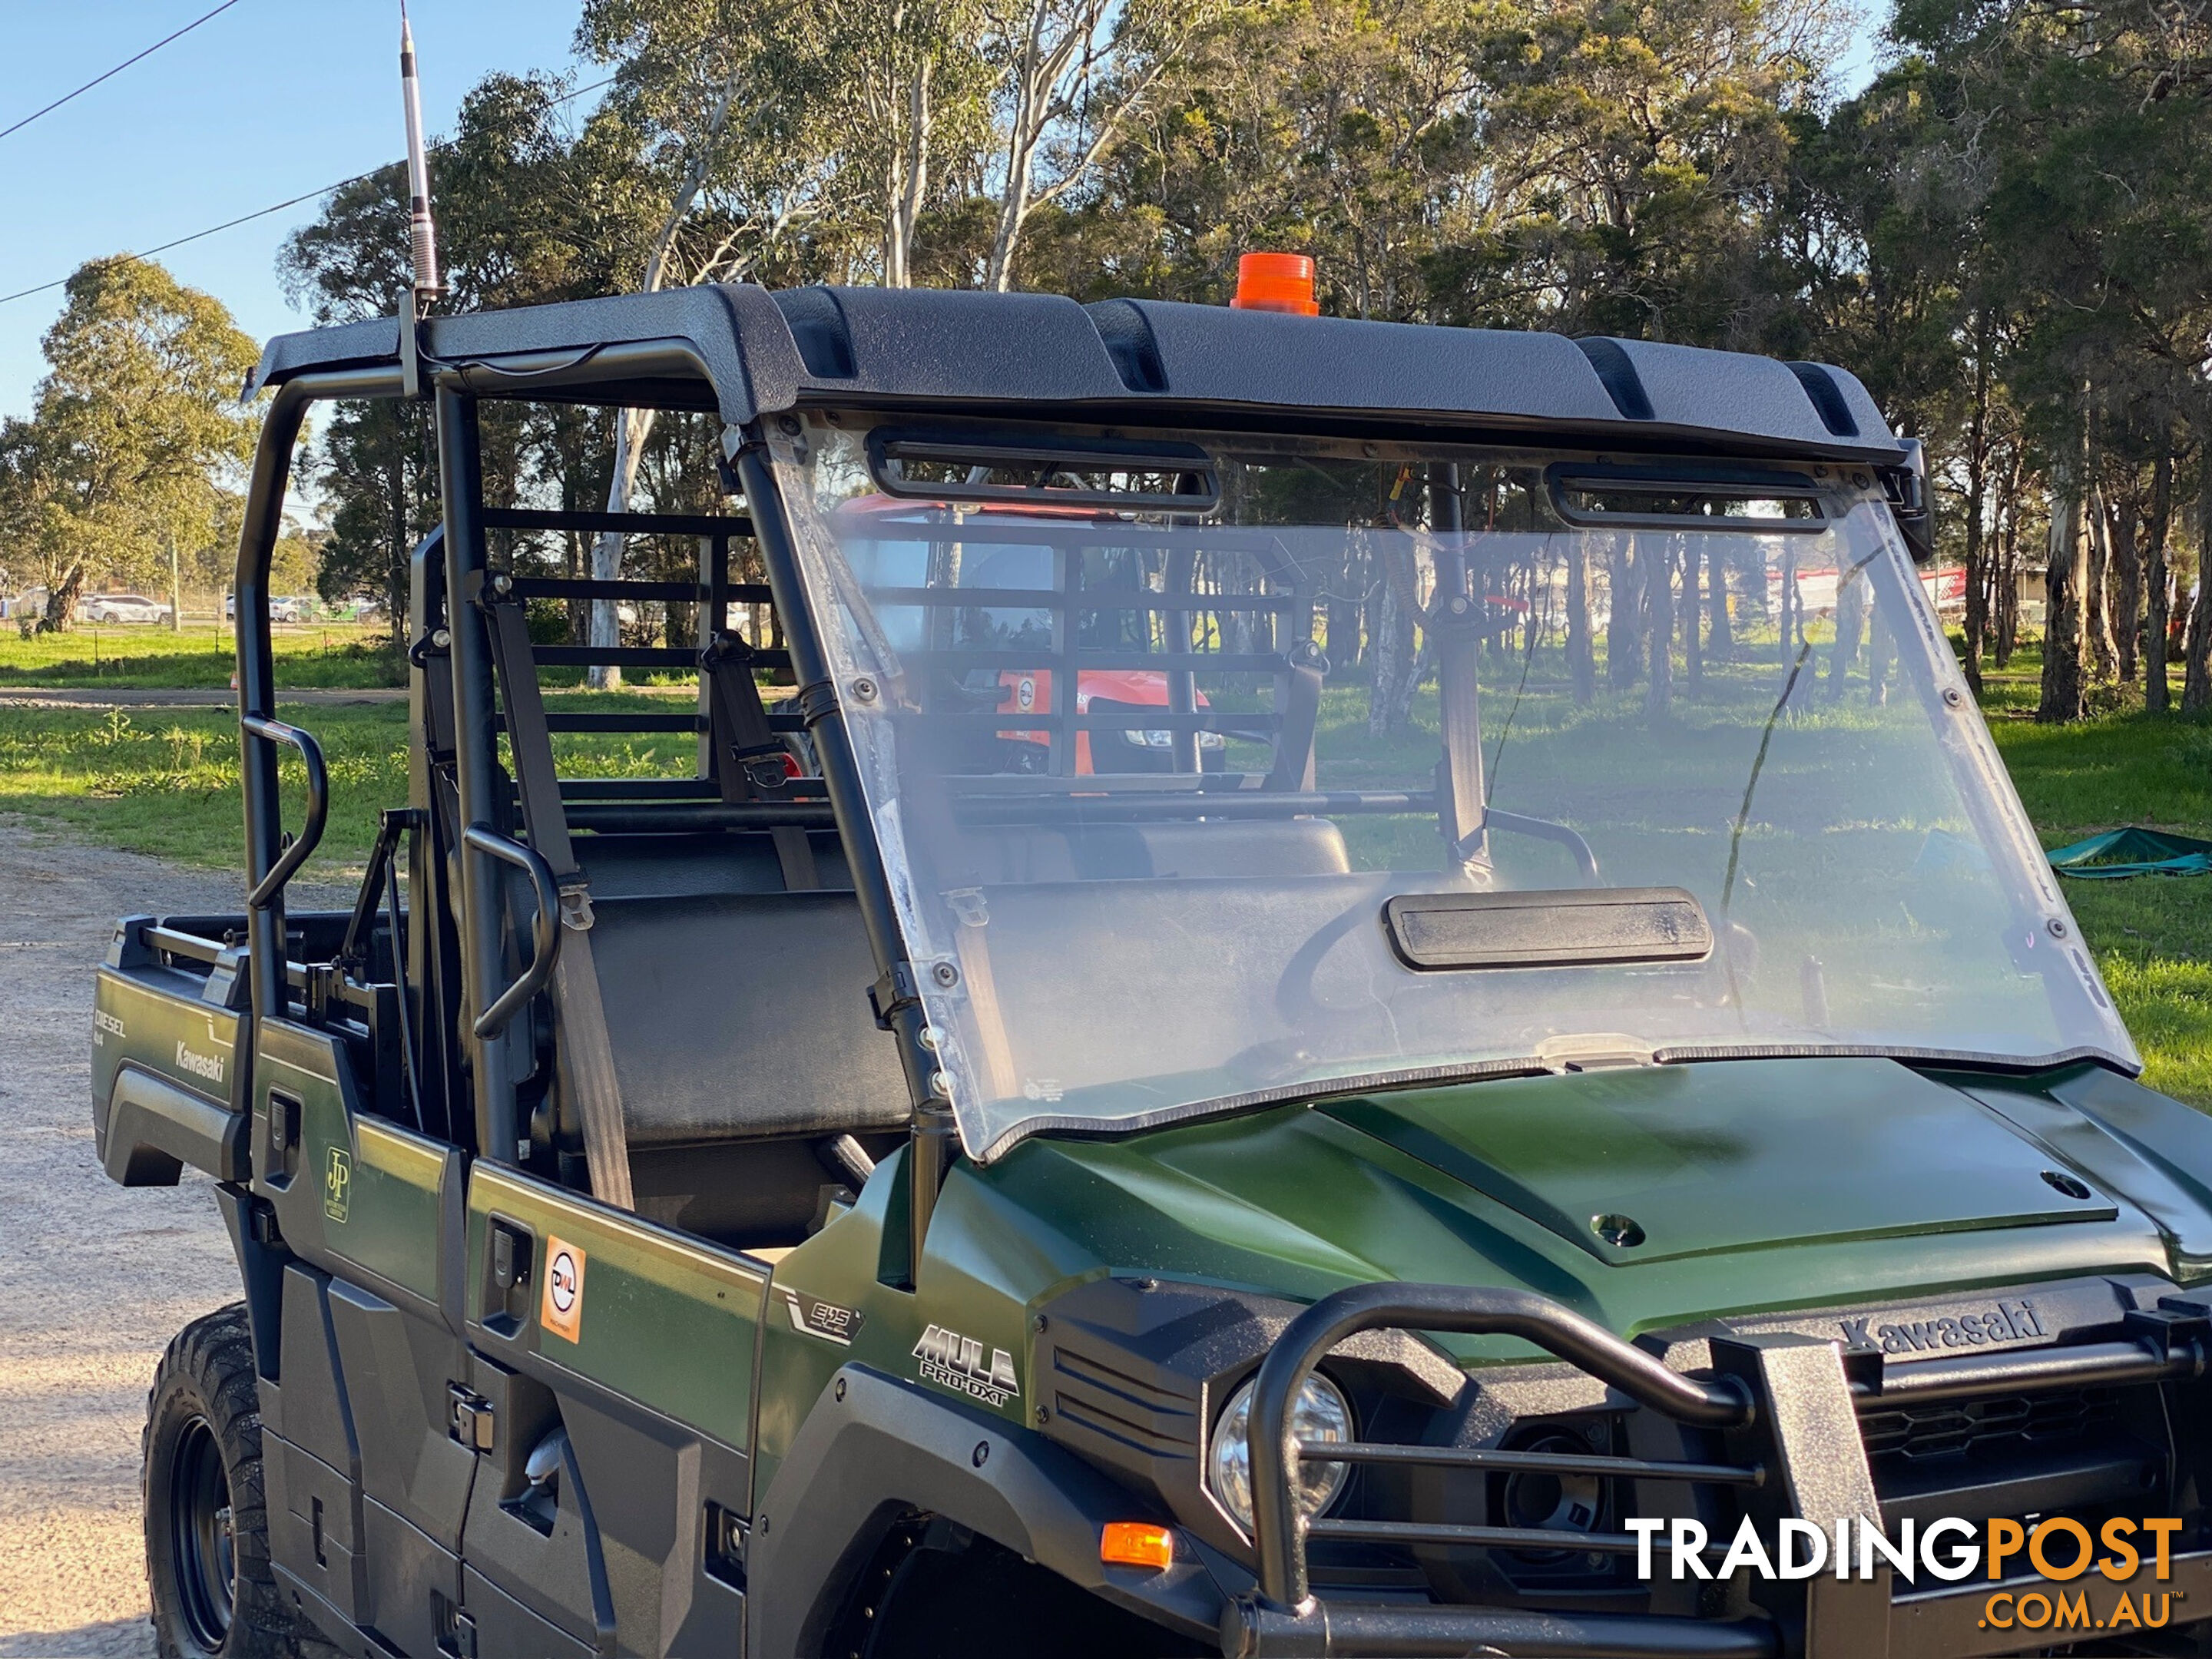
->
[5,257,258,630]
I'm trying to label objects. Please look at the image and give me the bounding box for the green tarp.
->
[2047,826,2212,879]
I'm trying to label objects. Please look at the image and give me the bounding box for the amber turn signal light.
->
[1230,252,1319,316]
[1100,1521,1176,1570]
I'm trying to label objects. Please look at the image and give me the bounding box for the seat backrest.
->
[581,890,910,1147]
[942,816,1350,886]
[578,830,853,900]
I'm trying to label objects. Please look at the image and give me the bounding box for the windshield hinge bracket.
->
[870,961,923,1031]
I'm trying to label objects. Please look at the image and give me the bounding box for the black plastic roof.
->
[247,282,1904,462]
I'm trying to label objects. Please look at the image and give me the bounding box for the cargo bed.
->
[93,910,402,1187]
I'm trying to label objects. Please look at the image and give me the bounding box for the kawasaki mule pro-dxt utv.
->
[91,282,2212,1659]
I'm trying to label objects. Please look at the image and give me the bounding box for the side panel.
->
[92,963,244,1182]
[326,1281,476,1551]
[460,1164,765,1657]
[250,1024,475,1656]
[253,1016,452,1314]
[267,1264,366,1624]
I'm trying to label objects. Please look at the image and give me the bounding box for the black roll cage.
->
[232,343,952,1260]
[229,308,1928,1264]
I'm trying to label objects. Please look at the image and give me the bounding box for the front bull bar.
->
[1227,1282,2212,1659]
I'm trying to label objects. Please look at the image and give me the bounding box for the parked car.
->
[78,592,171,624]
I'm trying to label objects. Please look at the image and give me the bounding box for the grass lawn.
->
[0,691,703,889]
[0,620,403,688]
[2,628,2207,1108]
[1972,644,2212,1107]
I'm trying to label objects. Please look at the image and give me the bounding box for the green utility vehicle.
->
[94,282,2212,1659]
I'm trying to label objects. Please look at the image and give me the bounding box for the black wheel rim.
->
[169,1415,236,1651]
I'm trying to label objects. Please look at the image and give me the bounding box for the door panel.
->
[327,1281,475,1549]
[252,1016,456,1317]
[463,1567,600,1659]
[362,1500,463,1659]
[459,1164,766,1657]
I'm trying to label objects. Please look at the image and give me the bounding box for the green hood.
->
[957,1058,2197,1357]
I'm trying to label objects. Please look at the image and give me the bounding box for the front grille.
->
[1859,1386,2121,1463]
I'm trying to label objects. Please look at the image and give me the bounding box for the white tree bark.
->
[589,66,743,687]
[983,0,1184,292]
[885,54,933,286]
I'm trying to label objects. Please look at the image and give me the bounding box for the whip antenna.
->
[399,2,442,297]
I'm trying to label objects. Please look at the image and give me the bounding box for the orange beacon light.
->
[1230,252,1320,316]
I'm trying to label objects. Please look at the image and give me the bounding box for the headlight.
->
[1118,728,1228,750]
[1206,1373,1352,1534]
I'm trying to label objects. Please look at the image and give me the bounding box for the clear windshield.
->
[772,422,2134,1162]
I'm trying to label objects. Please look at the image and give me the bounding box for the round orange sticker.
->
[541,1237,585,1342]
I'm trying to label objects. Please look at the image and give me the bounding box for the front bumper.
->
[1226,1281,2212,1657]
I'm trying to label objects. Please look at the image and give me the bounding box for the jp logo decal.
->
[541,1237,586,1343]
[323,1147,351,1223]
[912,1323,1018,1406]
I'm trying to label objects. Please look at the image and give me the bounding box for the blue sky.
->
[0,0,586,418]
[0,1,1883,422]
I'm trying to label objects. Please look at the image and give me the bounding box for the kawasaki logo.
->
[1839,1299,2045,1356]
[912,1323,1019,1407]
[174,1041,225,1084]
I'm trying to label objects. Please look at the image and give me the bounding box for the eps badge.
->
[541,1237,586,1343]
[323,1147,351,1223]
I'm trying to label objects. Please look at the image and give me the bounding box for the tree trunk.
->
[2112,495,2141,684]
[885,55,933,287]
[1778,543,1800,664]
[1708,543,1733,661]
[2085,490,2118,681]
[2147,447,2174,714]
[1566,536,1594,704]
[1683,540,1702,693]
[1995,483,2022,667]
[1830,568,1866,698]
[1961,307,1992,697]
[1367,541,1421,735]
[2185,460,2212,714]
[589,408,655,687]
[41,560,83,633]
[2038,481,2089,723]
[1607,537,1641,690]
[1867,609,1893,707]
[1645,541,1674,724]
[585,68,743,687]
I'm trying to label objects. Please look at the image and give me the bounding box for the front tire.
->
[144,1305,297,1658]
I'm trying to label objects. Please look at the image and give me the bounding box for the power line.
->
[0,74,619,311]
[0,0,247,144]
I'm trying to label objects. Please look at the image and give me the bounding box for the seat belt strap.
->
[485,599,635,1210]
[1432,617,1487,864]
[1265,639,1329,792]
[704,631,819,890]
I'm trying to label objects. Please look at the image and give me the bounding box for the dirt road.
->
[0,823,344,1657]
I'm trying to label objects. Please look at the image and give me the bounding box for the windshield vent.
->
[866,429,1219,512]
[1385,887,1713,972]
[1547,464,1826,532]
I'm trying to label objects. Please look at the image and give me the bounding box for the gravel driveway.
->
[0,823,345,1657]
